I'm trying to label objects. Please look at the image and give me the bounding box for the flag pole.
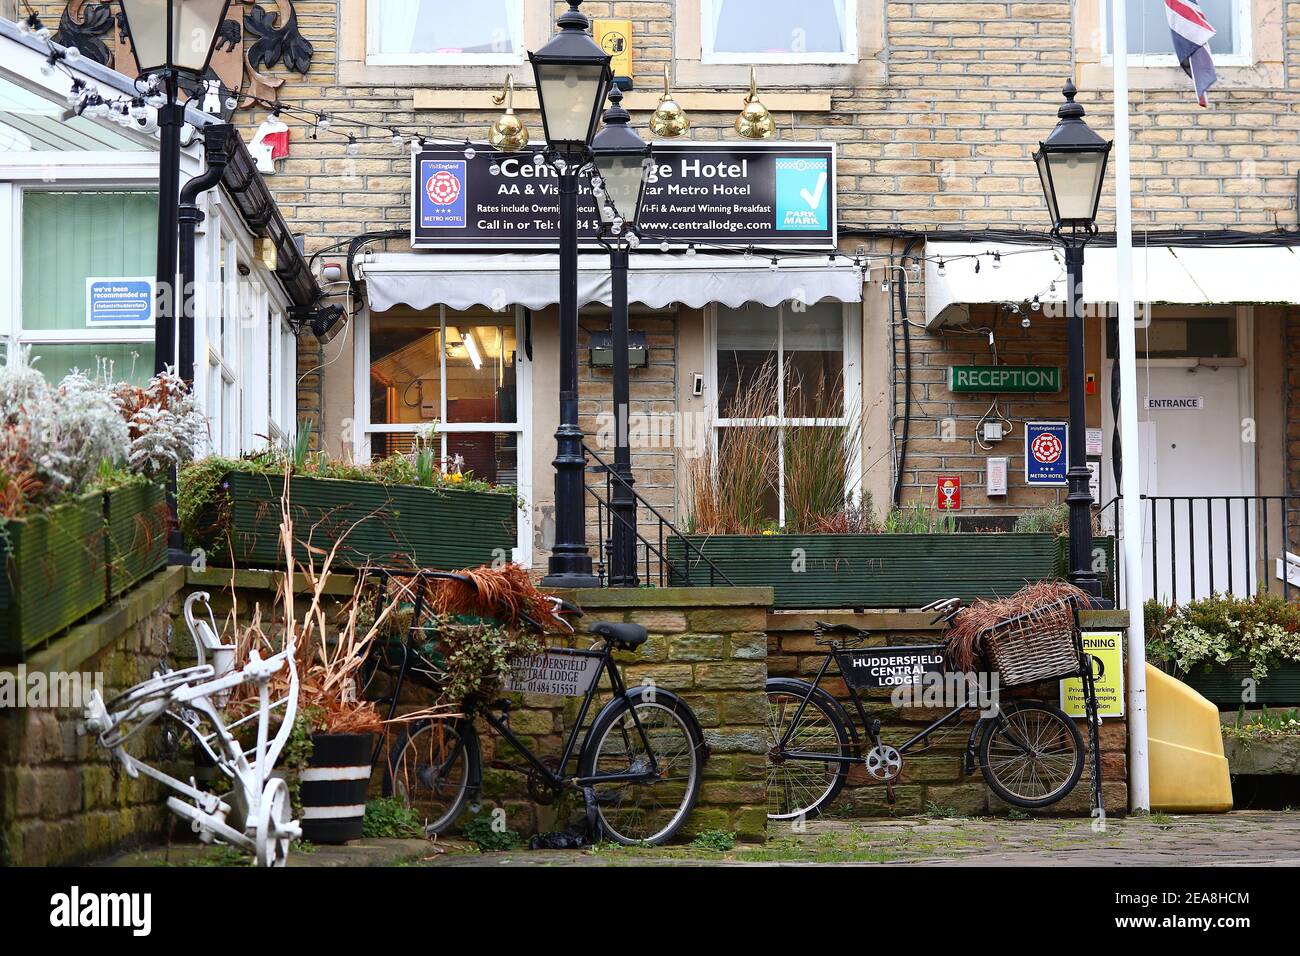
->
[1111,0,1152,812]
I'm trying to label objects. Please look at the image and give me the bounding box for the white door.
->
[1102,314,1254,603]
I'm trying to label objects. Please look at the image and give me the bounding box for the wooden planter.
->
[667,533,1062,610]
[1179,661,1300,708]
[106,482,169,596]
[0,493,108,661]
[201,472,517,572]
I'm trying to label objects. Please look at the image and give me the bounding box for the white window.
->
[702,0,858,64]
[709,301,861,527]
[12,188,157,384]
[360,305,532,562]
[1104,0,1249,64]
[366,0,524,65]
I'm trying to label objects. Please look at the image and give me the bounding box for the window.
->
[1104,0,1246,61]
[19,189,157,384]
[366,0,524,65]
[702,0,857,63]
[712,302,859,527]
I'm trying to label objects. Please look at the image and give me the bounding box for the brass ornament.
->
[489,74,529,152]
[649,64,689,138]
[735,66,775,140]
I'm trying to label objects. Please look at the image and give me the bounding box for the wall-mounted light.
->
[735,66,774,140]
[489,74,529,152]
[589,329,648,368]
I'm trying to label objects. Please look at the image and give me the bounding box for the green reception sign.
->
[948,366,1061,393]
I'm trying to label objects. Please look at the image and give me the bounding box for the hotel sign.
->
[948,366,1061,393]
[411,143,836,250]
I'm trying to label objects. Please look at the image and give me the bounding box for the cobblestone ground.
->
[418,812,1300,867]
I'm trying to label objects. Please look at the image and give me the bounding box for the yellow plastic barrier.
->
[1147,663,1234,812]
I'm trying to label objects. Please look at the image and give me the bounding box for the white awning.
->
[925,241,1300,327]
[359,252,863,312]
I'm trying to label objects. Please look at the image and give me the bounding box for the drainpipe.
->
[177,123,234,388]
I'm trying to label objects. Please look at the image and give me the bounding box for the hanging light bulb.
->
[686,244,697,257]
[464,143,476,160]
[768,259,779,272]
[1022,313,1032,329]
[627,233,641,249]
[937,258,947,277]
[743,246,754,260]
[735,67,775,139]
[225,95,239,112]
[660,241,671,253]
[129,98,147,121]
[993,252,1002,269]
[649,64,689,138]
[533,152,546,167]
[391,130,405,150]
[40,54,58,77]
[346,135,360,157]
[489,161,501,175]
[1031,295,1042,312]
[66,80,86,108]
[64,46,82,63]
[488,74,530,152]
[317,112,331,130]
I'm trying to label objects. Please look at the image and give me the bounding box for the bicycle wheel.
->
[385,717,480,836]
[577,688,704,846]
[979,701,1084,808]
[765,678,853,821]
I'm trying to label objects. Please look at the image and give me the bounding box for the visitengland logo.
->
[1031,431,1063,465]
[419,159,468,229]
[774,156,829,231]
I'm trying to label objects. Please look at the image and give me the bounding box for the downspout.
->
[177,123,234,388]
[893,237,923,507]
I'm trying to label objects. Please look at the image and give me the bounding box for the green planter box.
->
[1055,535,1117,604]
[1180,661,1300,709]
[667,533,1062,610]
[0,493,108,661]
[106,482,169,596]
[202,472,517,572]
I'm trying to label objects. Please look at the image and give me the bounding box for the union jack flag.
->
[1165,0,1218,106]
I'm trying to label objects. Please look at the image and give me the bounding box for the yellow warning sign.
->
[595,19,634,81]
[1060,631,1124,718]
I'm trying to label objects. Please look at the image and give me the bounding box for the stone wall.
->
[0,569,186,867]
[767,609,1129,816]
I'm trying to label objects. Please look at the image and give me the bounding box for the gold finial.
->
[649,64,689,138]
[489,74,529,151]
[735,66,774,140]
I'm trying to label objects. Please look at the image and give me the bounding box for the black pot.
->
[299,733,374,844]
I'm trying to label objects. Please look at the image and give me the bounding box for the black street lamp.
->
[1034,80,1112,599]
[530,0,612,588]
[591,87,652,587]
[118,0,233,377]
[118,0,232,564]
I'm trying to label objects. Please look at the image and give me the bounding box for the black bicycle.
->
[766,597,1101,820]
[363,571,708,846]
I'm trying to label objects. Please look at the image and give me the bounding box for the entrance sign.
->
[86,277,154,327]
[411,142,837,249]
[1025,421,1068,486]
[1060,631,1124,718]
[948,365,1061,393]
[504,648,604,697]
[1144,396,1204,411]
[837,646,947,690]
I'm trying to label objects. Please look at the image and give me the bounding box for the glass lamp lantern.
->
[1033,80,1112,234]
[528,1,613,152]
[118,0,234,79]
[591,88,651,232]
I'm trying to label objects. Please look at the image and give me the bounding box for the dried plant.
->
[782,371,861,534]
[424,563,564,632]
[945,581,1094,673]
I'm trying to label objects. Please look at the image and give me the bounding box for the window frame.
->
[706,301,862,529]
[356,304,533,565]
[1100,0,1253,68]
[700,0,860,65]
[364,0,527,67]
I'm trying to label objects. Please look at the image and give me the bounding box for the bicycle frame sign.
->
[836,646,947,690]
[504,648,605,697]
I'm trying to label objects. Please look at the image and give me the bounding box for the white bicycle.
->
[83,592,302,867]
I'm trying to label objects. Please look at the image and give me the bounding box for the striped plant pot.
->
[299,733,374,844]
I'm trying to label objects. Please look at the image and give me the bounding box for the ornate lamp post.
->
[117,1,233,563]
[530,0,612,588]
[1034,80,1112,598]
[117,0,234,377]
[591,87,652,587]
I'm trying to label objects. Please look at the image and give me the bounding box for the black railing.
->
[581,443,734,589]
[1096,495,1300,604]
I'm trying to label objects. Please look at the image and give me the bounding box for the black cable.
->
[893,237,922,507]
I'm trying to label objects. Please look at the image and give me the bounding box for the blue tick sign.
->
[86,277,153,327]
[1024,421,1069,486]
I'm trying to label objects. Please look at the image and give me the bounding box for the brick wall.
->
[0,570,186,866]
[767,610,1129,816]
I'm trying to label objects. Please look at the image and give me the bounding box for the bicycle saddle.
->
[590,621,649,650]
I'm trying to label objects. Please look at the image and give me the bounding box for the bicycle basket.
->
[976,596,1081,687]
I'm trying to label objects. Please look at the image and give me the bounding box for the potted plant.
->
[179,428,518,573]
[1147,594,1300,707]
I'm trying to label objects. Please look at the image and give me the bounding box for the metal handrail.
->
[581,442,735,588]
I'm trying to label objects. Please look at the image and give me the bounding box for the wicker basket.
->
[978,597,1081,687]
